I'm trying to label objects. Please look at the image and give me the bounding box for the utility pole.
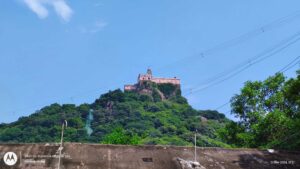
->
[58,120,67,169]
[194,129,197,162]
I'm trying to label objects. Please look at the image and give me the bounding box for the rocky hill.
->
[0,83,229,147]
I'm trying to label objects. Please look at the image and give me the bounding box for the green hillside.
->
[0,82,230,147]
[1,70,299,150]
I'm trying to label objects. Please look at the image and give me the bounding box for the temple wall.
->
[151,78,180,85]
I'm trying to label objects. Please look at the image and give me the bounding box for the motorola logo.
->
[3,152,18,166]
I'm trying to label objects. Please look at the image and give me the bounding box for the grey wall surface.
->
[0,143,299,169]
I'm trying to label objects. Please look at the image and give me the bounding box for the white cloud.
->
[52,0,72,21]
[23,0,48,19]
[23,0,73,21]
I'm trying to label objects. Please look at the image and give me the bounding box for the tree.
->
[283,70,300,118]
[220,70,300,150]
[101,127,141,145]
[230,73,285,129]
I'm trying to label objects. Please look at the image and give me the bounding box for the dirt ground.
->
[0,143,299,169]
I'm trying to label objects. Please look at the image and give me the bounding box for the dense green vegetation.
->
[0,84,229,147]
[1,70,299,150]
[218,70,300,150]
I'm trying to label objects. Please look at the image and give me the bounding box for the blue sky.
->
[1,0,300,123]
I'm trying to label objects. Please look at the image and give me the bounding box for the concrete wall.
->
[0,143,299,169]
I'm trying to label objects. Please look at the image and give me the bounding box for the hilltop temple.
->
[124,69,180,91]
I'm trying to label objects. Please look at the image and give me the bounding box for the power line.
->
[185,31,300,96]
[4,11,300,120]
[282,61,300,73]
[214,101,231,110]
[208,55,300,114]
[190,31,300,88]
[278,56,300,73]
[157,10,300,72]
[187,37,300,95]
